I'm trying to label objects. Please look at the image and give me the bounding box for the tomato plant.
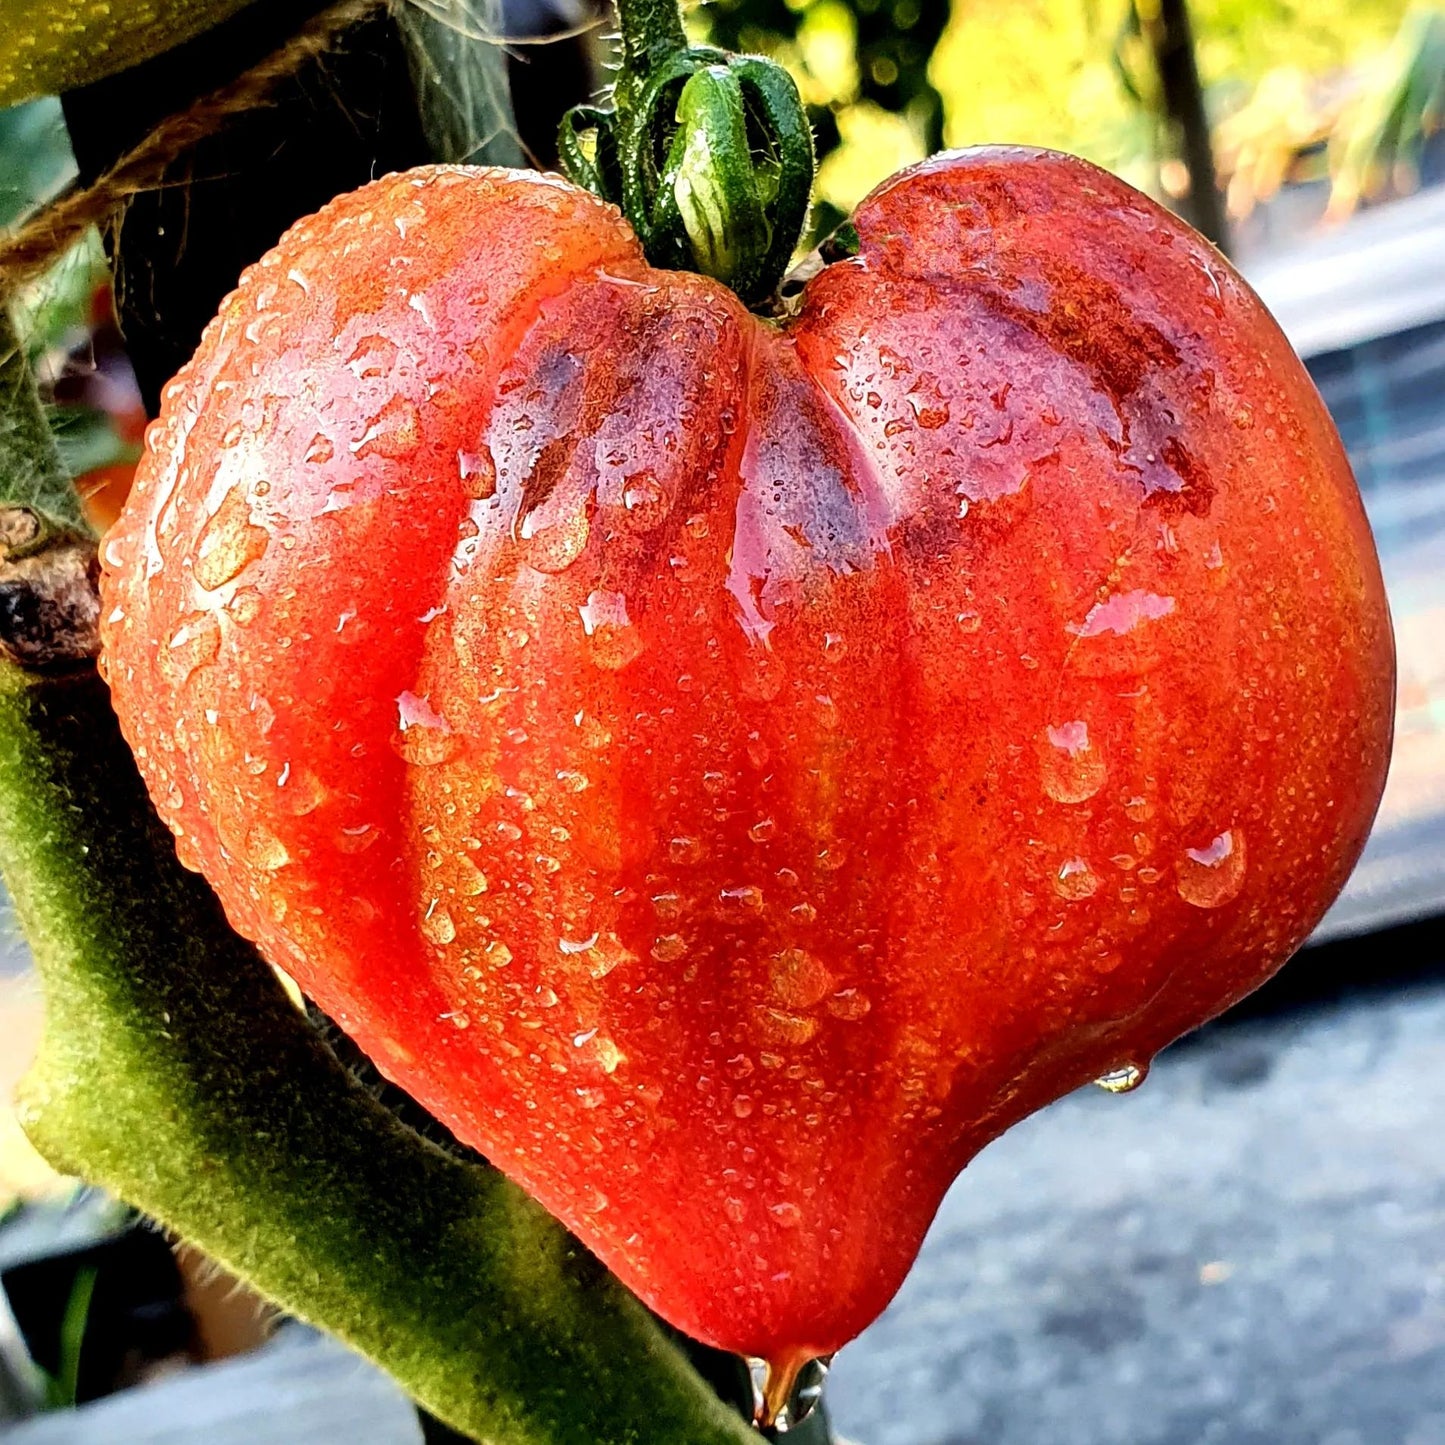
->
[98,138,1393,1407]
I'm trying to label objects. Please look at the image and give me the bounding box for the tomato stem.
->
[558,0,815,306]
[613,0,689,89]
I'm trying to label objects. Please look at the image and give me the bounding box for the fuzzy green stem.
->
[614,0,688,87]
[0,664,754,1445]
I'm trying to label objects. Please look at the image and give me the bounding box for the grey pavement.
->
[827,979,1445,1445]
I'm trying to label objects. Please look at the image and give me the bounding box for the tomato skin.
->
[99,152,1393,1364]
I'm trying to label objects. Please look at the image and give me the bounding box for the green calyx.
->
[559,0,813,307]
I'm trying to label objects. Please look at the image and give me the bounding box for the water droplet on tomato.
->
[1124,794,1153,822]
[345,334,399,381]
[593,1035,626,1072]
[305,433,334,465]
[651,891,683,920]
[422,906,457,945]
[350,398,422,460]
[585,933,635,979]
[173,833,204,873]
[651,934,687,962]
[621,471,668,528]
[1177,828,1247,908]
[753,1352,830,1431]
[228,589,263,625]
[245,825,290,871]
[756,1008,819,1046]
[392,690,457,766]
[722,884,764,912]
[520,500,590,573]
[336,823,378,854]
[1095,1062,1147,1093]
[458,446,497,499]
[1073,590,1176,639]
[1054,857,1099,900]
[277,765,328,816]
[578,589,643,669]
[826,988,870,1020]
[161,612,221,686]
[456,857,488,895]
[769,948,832,1008]
[1040,720,1106,803]
[748,818,776,843]
[194,489,269,590]
[669,836,704,865]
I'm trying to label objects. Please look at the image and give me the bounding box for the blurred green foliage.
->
[2,99,137,482]
[0,99,75,231]
[1330,6,1445,212]
[693,0,1430,227]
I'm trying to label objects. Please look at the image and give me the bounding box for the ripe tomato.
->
[99,150,1393,1377]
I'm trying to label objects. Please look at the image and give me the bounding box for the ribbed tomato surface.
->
[100,149,1394,1374]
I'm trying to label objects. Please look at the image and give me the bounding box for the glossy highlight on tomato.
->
[99,149,1394,1376]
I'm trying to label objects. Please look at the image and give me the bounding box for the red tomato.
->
[99,151,1393,1376]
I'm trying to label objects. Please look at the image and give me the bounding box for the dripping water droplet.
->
[1095,1062,1148,1094]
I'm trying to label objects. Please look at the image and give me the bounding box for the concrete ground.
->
[827,974,1445,1445]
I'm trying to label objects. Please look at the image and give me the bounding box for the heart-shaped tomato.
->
[99,149,1393,1380]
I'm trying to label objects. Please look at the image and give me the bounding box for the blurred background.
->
[1,1,1445,1441]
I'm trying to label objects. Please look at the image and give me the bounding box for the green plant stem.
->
[614,0,688,86]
